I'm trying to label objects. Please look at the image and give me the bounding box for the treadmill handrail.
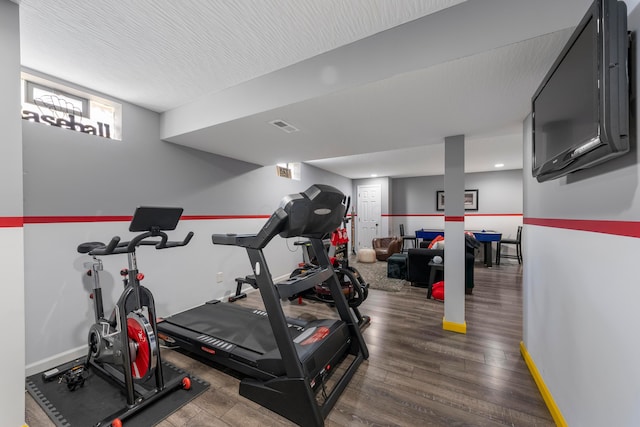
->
[212,208,288,250]
[211,233,259,247]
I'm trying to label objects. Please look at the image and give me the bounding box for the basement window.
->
[276,163,301,180]
[25,81,89,118]
[21,73,122,140]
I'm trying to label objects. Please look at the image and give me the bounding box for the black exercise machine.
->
[237,196,370,327]
[287,197,371,327]
[64,207,193,427]
[157,184,369,426]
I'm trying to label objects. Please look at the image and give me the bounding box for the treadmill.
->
[157,184,369,427]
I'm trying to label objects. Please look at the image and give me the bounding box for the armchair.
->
[372,236,403,261]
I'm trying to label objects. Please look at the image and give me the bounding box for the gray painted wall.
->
[0,0,23,218]
[392,175,444,214]
[1,1,26,426]
[525,141,639,220]
[521,3,640,425]
[21,71,351,369]
[391,169,523,214]
[22,72,351,217]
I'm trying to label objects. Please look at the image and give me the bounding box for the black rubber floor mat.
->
[26,360,209,427]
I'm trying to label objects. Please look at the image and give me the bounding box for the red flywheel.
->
[126,312,158,381]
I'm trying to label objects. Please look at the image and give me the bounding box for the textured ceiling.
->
[17,0,594,178]
[19,0,461,112]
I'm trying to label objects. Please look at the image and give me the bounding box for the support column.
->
[0,1,26,426]
[443,135,466,333]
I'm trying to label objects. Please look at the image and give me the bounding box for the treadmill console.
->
[277,184,346,239]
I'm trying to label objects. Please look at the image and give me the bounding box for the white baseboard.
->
[25,345,86,377]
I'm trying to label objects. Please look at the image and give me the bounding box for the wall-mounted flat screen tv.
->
[532,0,629,182]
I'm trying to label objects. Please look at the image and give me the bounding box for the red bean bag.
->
[432,280,444,300]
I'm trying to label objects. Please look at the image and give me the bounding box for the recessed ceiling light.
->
[371,174,378,177]
[494,163,504,168]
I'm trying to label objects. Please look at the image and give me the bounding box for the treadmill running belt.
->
[161,303,297,356]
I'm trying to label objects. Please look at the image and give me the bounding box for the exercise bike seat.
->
[77,241,106,254]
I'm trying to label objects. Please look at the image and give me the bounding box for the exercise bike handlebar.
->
[160,231,194,248]
[85,231,193,256]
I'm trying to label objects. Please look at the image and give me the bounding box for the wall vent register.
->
[269,119,299,133]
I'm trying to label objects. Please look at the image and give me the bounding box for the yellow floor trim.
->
[520,341,567,427]
[442,317,466,334]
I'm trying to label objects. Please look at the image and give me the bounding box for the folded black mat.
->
[26,360,209,427]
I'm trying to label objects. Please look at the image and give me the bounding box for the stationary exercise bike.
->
[75,207,193,427]
[289,197,371,327]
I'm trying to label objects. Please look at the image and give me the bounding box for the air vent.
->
[269,119,299,133]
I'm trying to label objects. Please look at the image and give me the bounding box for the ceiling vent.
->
[269,119,299,133]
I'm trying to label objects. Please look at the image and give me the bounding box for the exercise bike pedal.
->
[59,365,87,391]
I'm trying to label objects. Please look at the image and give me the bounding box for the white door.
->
[356,184,381,250]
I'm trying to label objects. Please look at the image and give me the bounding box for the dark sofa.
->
[406,234,478,293]
[406,248,444,287]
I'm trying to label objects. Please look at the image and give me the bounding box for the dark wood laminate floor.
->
[25,261,553,426]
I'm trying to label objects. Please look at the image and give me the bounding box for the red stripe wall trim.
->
[24,216,132,224]
[383,213,522,217]
[183,215,271,220]
[384,213,443,217]
[465,213,523,217]
[21,215,272,224]
[8,215,638,239]
[0,217,24,227]
[6,216,638,238]
[524,218,640,238]
[10,213,522,225]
